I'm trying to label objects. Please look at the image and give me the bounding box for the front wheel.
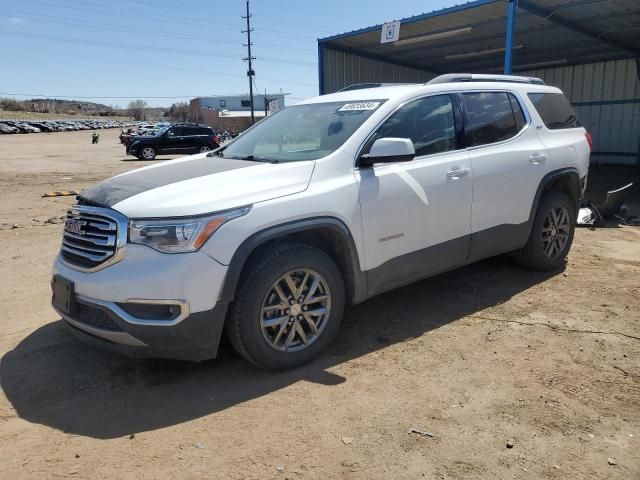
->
[516,191,576,271]
[226,243,345,370]
[140,146,156,160]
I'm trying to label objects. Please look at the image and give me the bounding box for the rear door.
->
[462,91,549,261]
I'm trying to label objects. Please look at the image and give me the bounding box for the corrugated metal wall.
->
[321,48,640,166]
[518,58,640,166]
[321,47,436,94]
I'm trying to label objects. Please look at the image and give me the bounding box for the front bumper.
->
[52,246,230,361]
[126,143,140,155]
[54,296,228,361]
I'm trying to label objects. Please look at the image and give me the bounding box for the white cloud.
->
[8,17,24,25]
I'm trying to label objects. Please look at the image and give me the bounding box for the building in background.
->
[189,93,286,130]
[318,0,640,166]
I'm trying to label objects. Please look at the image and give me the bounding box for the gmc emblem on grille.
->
[65,218,88,235]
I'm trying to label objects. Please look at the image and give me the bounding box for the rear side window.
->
[527,92,581,129]
[463,92,524,146]
[167,127,184,136]
[508,94,526,130]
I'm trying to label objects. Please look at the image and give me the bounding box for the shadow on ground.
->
[1,256,558,439]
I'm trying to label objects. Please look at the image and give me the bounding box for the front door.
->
[356,94,473,295]
[161,126,187,153]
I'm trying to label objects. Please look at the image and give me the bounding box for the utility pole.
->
[242,0,255,124]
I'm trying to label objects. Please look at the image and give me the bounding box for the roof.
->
[318,0,640,73]
[298,77,560,105]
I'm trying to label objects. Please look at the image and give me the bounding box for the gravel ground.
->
[0,129,638,479]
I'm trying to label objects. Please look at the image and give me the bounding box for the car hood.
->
[79,153,316,218]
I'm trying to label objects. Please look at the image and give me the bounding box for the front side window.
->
[365,94,458,157]
[463,92,521,146]
[221,100,385,163]
[528,92,581,130]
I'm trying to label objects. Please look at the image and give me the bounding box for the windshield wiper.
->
[225,154,273,162]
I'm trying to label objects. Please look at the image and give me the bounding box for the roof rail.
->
[426,73,545,85]
[338,82,413,92]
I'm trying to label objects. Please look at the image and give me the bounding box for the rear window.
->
[463,92,524,146]
[527,93,581,129]
[183,127,210,135]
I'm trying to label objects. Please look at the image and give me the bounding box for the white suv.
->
[52,74,591,369]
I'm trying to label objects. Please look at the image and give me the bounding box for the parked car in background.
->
[3,121,32,133]
[126,123,220,160]
[28,122,55,132]
[0,122,19,134]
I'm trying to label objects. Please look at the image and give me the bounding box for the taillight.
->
[212,135,220,144]
[585,132,593,151]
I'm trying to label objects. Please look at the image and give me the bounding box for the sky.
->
[0,0,462,108]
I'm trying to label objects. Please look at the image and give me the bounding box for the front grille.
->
[75,302,123,331]
[61,207,119,269]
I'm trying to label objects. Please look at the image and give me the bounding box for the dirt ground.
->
[0,129,638,479]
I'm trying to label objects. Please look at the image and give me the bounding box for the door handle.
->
[529,153,547,165]
[447,167,471,178]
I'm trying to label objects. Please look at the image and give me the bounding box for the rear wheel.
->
[226,243,345,370]
[140,146,156,160]
[199,146,211,153]
[516,191,576,271]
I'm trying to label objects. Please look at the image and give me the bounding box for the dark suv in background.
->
[127,124,220,160]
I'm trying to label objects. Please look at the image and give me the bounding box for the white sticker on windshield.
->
[338,102,381,112]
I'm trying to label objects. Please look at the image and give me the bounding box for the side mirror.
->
[359,138,415,167]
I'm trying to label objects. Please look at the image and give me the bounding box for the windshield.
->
[220,100,384,162]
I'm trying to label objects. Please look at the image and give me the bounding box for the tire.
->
[140,146,156,160]
[516,190,576,271]
[226,242,346,370]
[199,146,211,153]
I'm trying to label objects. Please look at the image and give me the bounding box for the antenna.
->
[242,0,255,124]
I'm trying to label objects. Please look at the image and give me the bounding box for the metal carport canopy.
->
[317,0,640,93]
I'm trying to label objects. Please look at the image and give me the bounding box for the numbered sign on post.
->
[381,21,400,44]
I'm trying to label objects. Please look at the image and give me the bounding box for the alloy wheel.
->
[260,269,331,352]
[200,146,211,153]
[142,147,155,159]
[541,205,570,259]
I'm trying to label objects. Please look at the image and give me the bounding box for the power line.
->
[4,8,317,54]
[74,0,343,34]
[1,43,317,87]
[30,0,321,41]
[0,30,316,66]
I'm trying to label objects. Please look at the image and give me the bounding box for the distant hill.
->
[22,98,122,116]
[0,97,124,116]
[1,97,169,119]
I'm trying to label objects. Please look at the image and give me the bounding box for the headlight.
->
[129,207,250,253]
